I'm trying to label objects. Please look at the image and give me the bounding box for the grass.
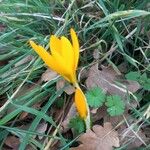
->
[0,0,150,149]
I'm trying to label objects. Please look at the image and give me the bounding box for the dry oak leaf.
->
[71,122,120,150]
[36,122,48,140]
[61,103,77,132]
[15,55,34,67]
[41,68,59,82]
[91,106,129,127]
[86,64,140,98]
[56,78,75,95]
[5,136,20,149]
[118,125,148,150]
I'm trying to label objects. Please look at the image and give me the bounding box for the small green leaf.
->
[105,95,125,116]
[69,116,85,135]
[140,73,147,82]
[126,72,150,90]
[86,87,106,108]
[125,71,141,81]
[142,79,150,90]
[139,73,150,90]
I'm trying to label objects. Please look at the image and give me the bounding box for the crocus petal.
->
[75,88,87,119]
[50,35,74,71]
[51,49,74,82]
[60,36,74,73]
[29,40,54,67]
[30,40,70,81]
[49,36,73,79]
[70,28,79,70]
[50,35,62,55]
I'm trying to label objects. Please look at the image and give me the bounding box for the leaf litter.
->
[1,40,145,150]
[86,63,140,97]
[118,123,148,149]
[56,78,75,95]
[57,62,143,150]
[68,62,146,150]
[1,49,147,149]
[71,122,120,150]
[61,103,77,132]
[41,68,59,82]
[4,136,20,149]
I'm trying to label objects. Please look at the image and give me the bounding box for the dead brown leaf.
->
[93,49,100,59]
[0,61,7,67]
[86,64,140,97]
[18,98,43,120]
[78,67,89,82]
[61,103,77,132]
[92,105,130,128]
[56,79,75,95]
[104,115,125,128]
[5,136,20,149]
[41,69,58,82]
[36,122,48,140]
[19,111,29,120]
[15,55,34,67]
[118,62,128,73]
[91,106,107,123]
[0,24,6,32]
[71,122,120,150]
[120,80,140,93]
[119,125,148,150]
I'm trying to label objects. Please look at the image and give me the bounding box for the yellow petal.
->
[60,36,75,73]
[29,40,53,67]
[75,88,87,119]
[29,40,70,81]
[51,48,74,82]
[50,36,72,78]
[70,28,79,70]
[50,35,62,54]
[50,35,74,71]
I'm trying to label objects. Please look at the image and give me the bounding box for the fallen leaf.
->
[4,81,44,119]
[91,106,107,123]
[119,125,148,149]
[93,49,100,59]
[19,97,43,120]
[86,64,140,98]
[36,122,48,140]
[144,127,150,137]
[104,114,125,127]
[56,79,75,95]
[0,61,7,66]
[19,111,29,120]
[92,106,129,127]
[5,136,20,149]
[78,67,89,83]
[15,55,34,67]
[61,103,77,132]
[41,69,59,82]
[91,108,99,114]
[119,80,140,93]
[71,122,120,150]
[26,145,35,150]
[118,62,128,73]
[0,24,6,32]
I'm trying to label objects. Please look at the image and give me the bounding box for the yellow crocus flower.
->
[29,28,90,129]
